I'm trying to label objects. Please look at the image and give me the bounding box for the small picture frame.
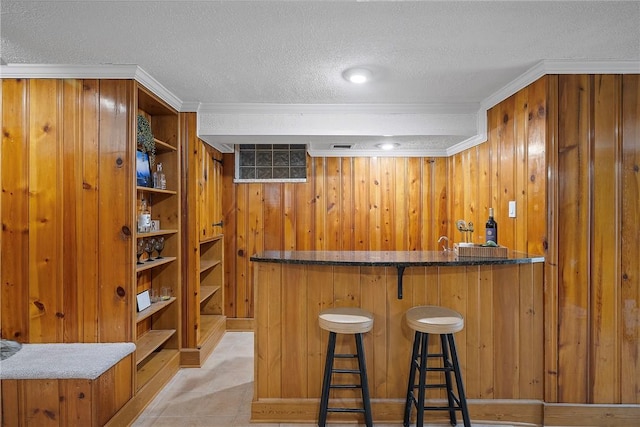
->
[136,151,152,187]
[136,290,151,312]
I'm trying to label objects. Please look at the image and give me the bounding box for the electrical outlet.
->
[508,201,516,218]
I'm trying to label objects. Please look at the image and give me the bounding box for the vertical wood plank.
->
[590,74,621,403]
[1,78,30,342]
[97,80,132,343]
[222,152,237,317]
[281,264,308,397]
[79,80,101,343]
[325,157,340,250]
[29,79,62,343]
[621,74,640,404]
[353,157,370,250]
[557,74,591,403]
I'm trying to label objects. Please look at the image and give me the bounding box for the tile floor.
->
[133,332,514,427]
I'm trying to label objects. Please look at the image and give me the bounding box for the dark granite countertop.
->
[250,250,544,266]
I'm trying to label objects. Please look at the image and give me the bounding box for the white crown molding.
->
[307,147,448,158]
[0,63,139,79]
[0,63,184,112]
[180,101,201,113]
[198,102,479,115]
[133,66,182,111]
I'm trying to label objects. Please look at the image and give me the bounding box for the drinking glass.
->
[154,236,165,259]
[144,238,156,262]
[136,239,145,264]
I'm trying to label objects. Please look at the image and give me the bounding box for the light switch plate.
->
[508,201,516,218]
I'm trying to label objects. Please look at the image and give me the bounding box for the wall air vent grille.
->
[331,144,353,149]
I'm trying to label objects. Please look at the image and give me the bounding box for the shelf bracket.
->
[396,265,406,300]
[212,220,224,228]
[213,157,223,165]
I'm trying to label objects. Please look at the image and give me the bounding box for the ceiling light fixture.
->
[377,142,399,151]
[343,67,372,84]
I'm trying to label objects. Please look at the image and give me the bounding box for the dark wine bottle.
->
[485,207,498,244]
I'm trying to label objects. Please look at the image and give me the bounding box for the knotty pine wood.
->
[253,262,544,422]
[1,79,134,344]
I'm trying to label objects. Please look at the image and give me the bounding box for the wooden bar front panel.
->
[253,261,544,423]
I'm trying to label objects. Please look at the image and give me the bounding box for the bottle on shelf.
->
[485,207,498,244]
[138,198,152,233]
[153,163,166,190]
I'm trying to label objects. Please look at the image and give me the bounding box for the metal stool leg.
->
[318,331,337,427]
[355,333,373,427]
[404,330,421,426]
[416,332,429,427]
[440,334,457,426]
[447,334,471,427]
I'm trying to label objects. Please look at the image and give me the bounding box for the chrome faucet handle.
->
[438,236,450,252]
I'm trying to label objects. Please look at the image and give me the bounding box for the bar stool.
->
[403,305,471,427]
[318,307,374,427]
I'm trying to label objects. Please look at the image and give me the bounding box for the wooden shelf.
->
[136,297,176,323]
[154,138,177,153]
[136,329,176,364]
[200,234,224,244]
[136,348,179,391]
[199,259,221,274]
[200,286,220,304]
[135,256,176,273]
[136,186,177,196]
[136,229,178,238]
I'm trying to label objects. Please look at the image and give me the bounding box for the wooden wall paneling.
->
[463,266,481,397]
[476,143,491,245]
[368,157,382,250]
[477,265,495,399]
[514,88,528,253]
[306,265,329,398]
[60,79,81,343]
[1,78,30,342]
[180,112,198,348]
[526,76,549,256]
[621,74,640,404]
[449,152,465,244]
[222,152,237,317]
[393,158,408,250]
[281,264,308,398]
[28,79,63,343]
[245,182,263,317]
[25,379,60,426]
[313,157,326,250]
[283,182,296,250]
[341,157,355,250]
[519,262,544,399]
[353,157,370,250]
[386,266,414,397]
[557,74,591,403]
[433,158,449,249]
[325,157,341,250]
[234,184,249,318]
[380,157,394,250]
[296,157,314,250]
[406,157,421,250]
[264,183,283,250]
[590,74,622,403]
[497,95,516,251]
[361,266,388,398]
[78,80,101,343]
[98,80,133,343]
[544,75,560,403]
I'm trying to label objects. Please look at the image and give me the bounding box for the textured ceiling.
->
[2,0,639,154]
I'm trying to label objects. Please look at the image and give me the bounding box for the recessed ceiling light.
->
[343,67,372,84]
[377,142,399,150]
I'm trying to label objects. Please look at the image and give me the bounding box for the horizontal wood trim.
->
[251,398,544,425]
[544,403,640,427]
[226,317,255,331]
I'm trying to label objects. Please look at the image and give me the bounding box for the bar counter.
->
[250,250,545,425]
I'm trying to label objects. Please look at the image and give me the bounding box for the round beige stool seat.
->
[406,305,464,335]
[318,307,374,334]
